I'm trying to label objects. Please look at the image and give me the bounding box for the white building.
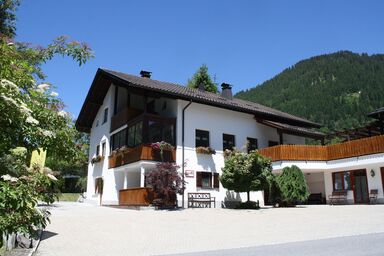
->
[76,69,384,207]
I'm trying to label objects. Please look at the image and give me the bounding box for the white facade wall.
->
[86,84,117,205]
[272,153,384,203]
[175,100,306,207]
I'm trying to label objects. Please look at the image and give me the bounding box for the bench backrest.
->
[332,190,348,196]
[188,193,211,199]
[370,189,378,195]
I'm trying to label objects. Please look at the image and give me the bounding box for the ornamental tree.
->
[145,162,183,207]
[220,150,272,202]
[187,64,218,93]
[276,165,310,205]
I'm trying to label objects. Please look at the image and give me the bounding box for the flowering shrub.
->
[145,162,183,208]
[196,146,216,155]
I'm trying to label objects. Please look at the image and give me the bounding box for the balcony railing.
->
[108,144,176,168]
[119,187,155,206]
[259,135,384,162]
[110,107,143,132]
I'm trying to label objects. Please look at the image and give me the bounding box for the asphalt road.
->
[171,232,384,256]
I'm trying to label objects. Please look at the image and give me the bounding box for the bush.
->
[235,200,260,210]
[276,165,309,206]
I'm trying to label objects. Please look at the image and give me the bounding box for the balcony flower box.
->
[196,146,216,155]
[91,155,104,165]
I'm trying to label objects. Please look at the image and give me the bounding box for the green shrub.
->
[276,165,309,206]
[234,200,260,210]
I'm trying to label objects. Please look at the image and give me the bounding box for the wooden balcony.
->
[110,107,143,132]
[108,144,176,168]
[259,135,384,161]
[119,187,155,206]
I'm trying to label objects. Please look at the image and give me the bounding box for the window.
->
[332,171,351,191]
[196,172,219,189]
[96,145,100,156]
[101,142,106,156]
[196,130,209,147]
[111,128,127,151]
[223,134,235,151]
[268,140,279,147]
[127,121,143,147]
[102,108,108,124]
[247,137,258,153]
[148,120,174,144]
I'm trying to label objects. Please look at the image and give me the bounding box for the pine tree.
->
[187,64,218,93]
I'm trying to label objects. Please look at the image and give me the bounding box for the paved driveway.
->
[36,203,384,256]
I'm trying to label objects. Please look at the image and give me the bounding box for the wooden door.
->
[353,170,369,204]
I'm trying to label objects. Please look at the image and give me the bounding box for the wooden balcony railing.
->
[108,144,176,168]
[110,107,143,132]
[259,135,384,162]
[119,187,155,206]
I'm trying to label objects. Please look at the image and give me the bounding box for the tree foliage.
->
[220,150,272,202]
[187,64,218,93]
[276,165,309,205]
[0,0,20,38]
[0,3,93,248]
[235,51,384,134]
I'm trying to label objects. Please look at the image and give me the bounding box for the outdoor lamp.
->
[370,169,375,177]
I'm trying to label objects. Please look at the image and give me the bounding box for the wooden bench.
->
[328,190,348,205]
[369,189,378,204]
[188,193,215,208]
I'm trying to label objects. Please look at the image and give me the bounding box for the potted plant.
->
[151,141,174,162]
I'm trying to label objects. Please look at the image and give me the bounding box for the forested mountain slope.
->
[235,51,384,132]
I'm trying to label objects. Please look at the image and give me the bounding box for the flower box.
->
[196,146,216,155]
[91,155,104,164]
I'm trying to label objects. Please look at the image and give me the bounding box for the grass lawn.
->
[58,193,81,202]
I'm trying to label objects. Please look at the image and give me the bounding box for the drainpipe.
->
[182,100,192,208]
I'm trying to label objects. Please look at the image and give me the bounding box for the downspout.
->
[182,100,192,208]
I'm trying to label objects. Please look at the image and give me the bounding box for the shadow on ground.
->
[40,231,58,241]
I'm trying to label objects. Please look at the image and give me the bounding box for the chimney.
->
[140,70,152,78]
[221,83,233,100]
[198,83,205,92]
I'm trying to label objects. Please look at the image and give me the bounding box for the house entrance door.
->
[353,170,369,204]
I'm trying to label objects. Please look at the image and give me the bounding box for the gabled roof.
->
[76,68,321,133]
[259,120,325,140]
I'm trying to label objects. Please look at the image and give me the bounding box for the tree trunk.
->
[247,191,250,202]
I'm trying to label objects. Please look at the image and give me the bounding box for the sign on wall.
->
[185,170,194,178]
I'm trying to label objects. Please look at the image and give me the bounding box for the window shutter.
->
[196,172,202,187]
[213,173,220,189]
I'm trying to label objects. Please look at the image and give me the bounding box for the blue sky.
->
[16,0,384,118]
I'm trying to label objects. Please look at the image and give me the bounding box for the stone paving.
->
[35,202,384,256]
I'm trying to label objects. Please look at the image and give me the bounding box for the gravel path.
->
[35,202,384,256]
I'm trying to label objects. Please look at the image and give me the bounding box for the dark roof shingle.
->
[76,68,321,132]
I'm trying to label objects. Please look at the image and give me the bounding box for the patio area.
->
[35,202,384,256]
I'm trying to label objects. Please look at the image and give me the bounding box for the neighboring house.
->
[260,108,384,204]
[76,68,322,206]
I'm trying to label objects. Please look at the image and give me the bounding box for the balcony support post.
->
[123,172,128,189]
[140,166,145,187]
